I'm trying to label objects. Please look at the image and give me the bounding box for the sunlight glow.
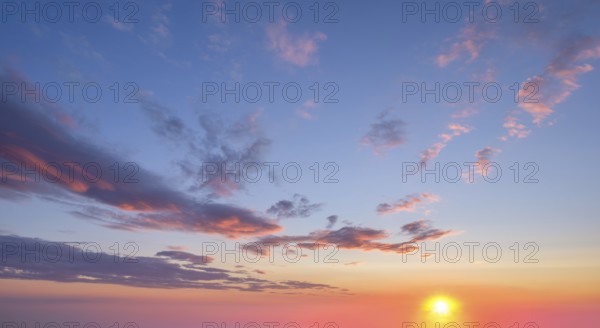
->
[424,295,459,319]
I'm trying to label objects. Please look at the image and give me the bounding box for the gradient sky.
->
[1,0,600,327]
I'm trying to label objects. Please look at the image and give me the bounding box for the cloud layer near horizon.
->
[0,234,342,292]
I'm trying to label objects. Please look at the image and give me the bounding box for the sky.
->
[1,0,600,327]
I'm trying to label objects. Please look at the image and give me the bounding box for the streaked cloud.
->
[257,224,455,255]
[376,193,439,216]
[436,25,493,67]
[0,235,341,293]
[518,37,600,125]
[0,73,280,238]
[420,123,472,163]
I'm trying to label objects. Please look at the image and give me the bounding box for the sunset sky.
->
[1,0,600,327]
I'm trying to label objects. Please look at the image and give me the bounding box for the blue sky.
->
[1,0,600,326]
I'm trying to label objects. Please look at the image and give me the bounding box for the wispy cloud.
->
[138,98,270,198]
[517,37,600,125]
[420,124,472,163]
[266,22,327,67]
[376,193,439,216]
[436,25,493,67]
[361,110,405,155]
[258,224,456,255]
[0,72,280,238]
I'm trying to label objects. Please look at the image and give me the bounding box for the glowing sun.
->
[432,299,450,315]
[424,295,458,318]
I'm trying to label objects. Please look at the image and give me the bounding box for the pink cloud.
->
[475,146,501,172]
[517,38,600,125]
[420,123,472,163]
[296,100,318,120]
[436,26,492,67]
[501,115,531,140]
[267,23,327,67]
[376,193,439,215]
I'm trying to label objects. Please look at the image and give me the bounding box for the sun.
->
[432,299,450,315]
[424,295,458,319]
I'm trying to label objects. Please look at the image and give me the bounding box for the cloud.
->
[60,32,106,63]
[156,250,214,265]
[257,224,456,255]
[71,203,281,239]
[517,37,600,125]
[141,3,172,45]
[451,108,479,119]
[258,227,414,254]
[106,16,134,32]
[361,110,405,155]
[420,123,472,163]
[436,25,493,67]
[266,23,327,67]
[326,215,338,229]
[267,194,322,219]
[475,146,501,167]
[166,245,187,251]
[401,219,430,235]
[296,100,318,120]
[0,235,341,293]
[138,98,270,198]
[501,115,531,140]
[466,146,502,179]
[376,193,439,216]
[400,219,455,243]
[0,72,280,238]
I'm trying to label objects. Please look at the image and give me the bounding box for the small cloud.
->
[267,194,323,219]
[420,123,472,163]
[501,116,531,140]
[401,219,457,243]
[326,215,338,229]
[475,146,501,167]
[167,245,187,251]
[361,110,405,155]
[376,193,439,216]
